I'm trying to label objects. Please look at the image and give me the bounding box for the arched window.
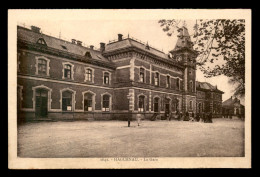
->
[189,100,193,110]
[84,93,93,111]
[139,68,145,83]
[102,94,110,112]
[154,97,159,112]
[138,95,145,112]
[62,91,72,111]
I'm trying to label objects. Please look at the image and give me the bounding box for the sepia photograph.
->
[8,9,251,169]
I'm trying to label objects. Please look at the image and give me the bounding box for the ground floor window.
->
[84,93,93,111]
[35,89,48,117]
[189,100,193,110]
[102,95,110,112]
[154,97,159,112]
[62,91,72,111]
[138,95,145,112]
[165,98,170,115]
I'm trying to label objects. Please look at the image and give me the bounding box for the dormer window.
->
[61,45,67,50]
[37,38,47,46]
[85,52,91,58]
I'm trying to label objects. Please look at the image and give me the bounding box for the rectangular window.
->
[190,101,193,110]
[176,78,180,90]
[102,95,110,111]
[104,72,109,84]
[166,76,170,88]
[154,72,159,86]
[138,96,145,112]
[86,69,92,82]
[64,65,71,79]
[62,91,72,111]
[154,98,159,112]
[84,93,93,111]
[140,68,145,83]
[38,59,47,75]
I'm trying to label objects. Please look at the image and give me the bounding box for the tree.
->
[158,19,245,97]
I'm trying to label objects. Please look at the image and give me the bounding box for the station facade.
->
[17,25,224,121]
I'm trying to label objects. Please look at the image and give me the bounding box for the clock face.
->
[176,55,182,62]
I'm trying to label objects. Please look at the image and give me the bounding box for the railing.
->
[108,35,165,53]
[17,22,100,50]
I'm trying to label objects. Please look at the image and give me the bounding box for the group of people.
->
[169,111,213,123]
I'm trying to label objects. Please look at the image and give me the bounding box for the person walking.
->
[136,113,142,126]
[179,111,182,121]
[184,111,189,121]
[191,111,195,121]
[208,112,213,123]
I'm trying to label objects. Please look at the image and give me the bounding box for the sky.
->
[17,19,243,104]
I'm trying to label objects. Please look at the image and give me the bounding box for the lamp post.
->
[127,94,131,127]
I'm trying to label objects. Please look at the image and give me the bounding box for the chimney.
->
[100,42,105,52]
[31,26,41,33]
[90,45,94,50]
[118,34,123,41]
[77,40,82,46]
[71,39,76,44]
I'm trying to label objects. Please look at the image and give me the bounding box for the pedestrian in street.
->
[179,111,183,121]
[190,111,195,121]
[201,112,205,122]
[184,111,189,121]
[208,112,213,123]
[175,110,179,120]
[168,110,172,121]
[136,113,142,126]
[195,113,200,122]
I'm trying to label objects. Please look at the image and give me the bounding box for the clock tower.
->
[170,26,198,113]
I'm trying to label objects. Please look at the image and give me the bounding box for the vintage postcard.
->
[8,9,251,169]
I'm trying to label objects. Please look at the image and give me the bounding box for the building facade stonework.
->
[17,25,224,121]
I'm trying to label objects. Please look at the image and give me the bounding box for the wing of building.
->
[17,25,224,121]
[222,96,245,117]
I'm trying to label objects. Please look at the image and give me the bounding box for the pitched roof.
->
[196,81,224,93]
[222,97,242,107]
[17,26,113,66]
[105,38,169,59]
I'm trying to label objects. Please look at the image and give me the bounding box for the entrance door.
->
[154,98,159,113]
[35,89,48,117]
[198,103,201,113]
